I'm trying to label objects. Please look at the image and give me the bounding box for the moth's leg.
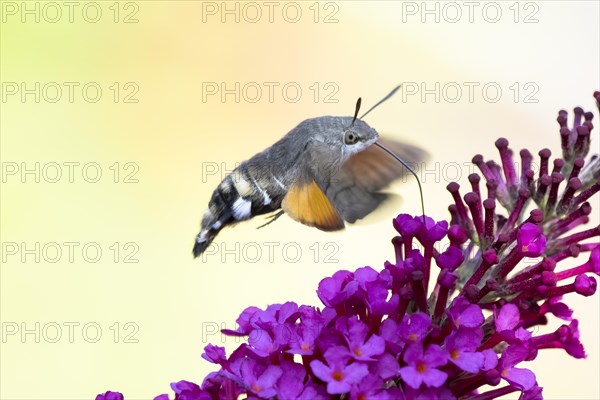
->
[257,210,285,229]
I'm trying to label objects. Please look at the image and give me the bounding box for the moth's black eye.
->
[344,131,359,145]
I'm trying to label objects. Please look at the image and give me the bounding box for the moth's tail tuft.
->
[193,206,227,259]
[193,230,216,258]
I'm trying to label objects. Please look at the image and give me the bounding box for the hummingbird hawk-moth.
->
[193,86,426,258]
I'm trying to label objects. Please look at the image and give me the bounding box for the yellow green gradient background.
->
[1,1,599,398]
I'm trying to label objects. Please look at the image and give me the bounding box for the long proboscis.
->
[374,141,426,225]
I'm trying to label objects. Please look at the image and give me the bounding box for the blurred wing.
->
[324,138,427,223]
[282,179,345,231]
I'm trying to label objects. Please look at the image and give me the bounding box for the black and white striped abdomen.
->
[226,165,287,218]
[194,164,288,256]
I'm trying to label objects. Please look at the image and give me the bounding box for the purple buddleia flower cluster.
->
[98,94,600,400]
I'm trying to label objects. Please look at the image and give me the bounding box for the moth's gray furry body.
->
[193,115,425,258]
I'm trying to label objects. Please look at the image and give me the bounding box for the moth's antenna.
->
[351,97,362,127]
[374,141,426,225]
[360,85,402,120]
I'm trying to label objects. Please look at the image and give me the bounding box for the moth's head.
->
[339,116,379,155]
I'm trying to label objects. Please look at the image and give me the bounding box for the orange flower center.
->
[416,361,428,373]
[332,370,344,381]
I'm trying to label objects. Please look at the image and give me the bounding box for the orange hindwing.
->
[282,180,345,231]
